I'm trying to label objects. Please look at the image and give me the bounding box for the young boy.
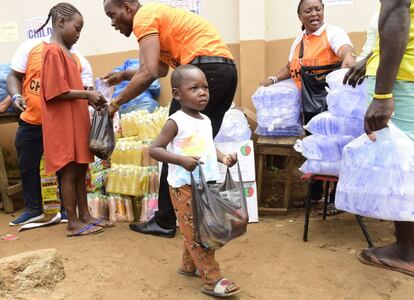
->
[150,65,240,297]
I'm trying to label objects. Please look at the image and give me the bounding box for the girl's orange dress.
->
[40,43,93,173]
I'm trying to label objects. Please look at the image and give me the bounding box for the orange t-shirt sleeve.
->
[42,46,70,101]
[133,7,160,43]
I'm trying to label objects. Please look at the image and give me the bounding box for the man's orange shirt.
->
[20,43,45,125]
[133,3,233,68]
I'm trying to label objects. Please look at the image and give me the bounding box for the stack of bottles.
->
[214,108,252,143]
[87,193,135,222]
[296,69,368,176]
[252,79,304,136]
[120,107,168,139]
[336,123,414,222]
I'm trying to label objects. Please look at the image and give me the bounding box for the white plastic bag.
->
[252,79,303,136]
[325,69,368,119]
[335,123,414,221]
[294,135,353,161]
[304,111,364,137]
[299,159,341,176]
[214,108,252,143]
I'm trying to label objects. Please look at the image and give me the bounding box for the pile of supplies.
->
[112,59,160,115]
[214,108,252,143]
[0,64,13,112]
[295,69,368,175]
[252,79,304,136]
[336,123,414,222]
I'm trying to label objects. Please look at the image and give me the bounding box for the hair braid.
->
[34,2,81,34]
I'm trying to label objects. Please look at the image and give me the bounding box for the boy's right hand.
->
[87,91,107,110]
[180,156,202,172]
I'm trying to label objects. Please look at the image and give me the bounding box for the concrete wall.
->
[0,0,379,169]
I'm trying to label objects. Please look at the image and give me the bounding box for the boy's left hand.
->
[222,153,237,167]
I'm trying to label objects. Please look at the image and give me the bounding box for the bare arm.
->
[114,36,166,106]
[0,96,12,113]
[49,90,106,110]
[365,0,410,136]
[337,44,356,68]
[7,70,26,112]
[260,63,291,87]
[150,119,200,172]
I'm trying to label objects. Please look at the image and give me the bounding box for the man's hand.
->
[87,91,107,110]
[12,95,26,113]
[101,71,124,86]
[343,57,368,88]
[180,156,201,172]
[364,98,394,141]
[221,153,237,168]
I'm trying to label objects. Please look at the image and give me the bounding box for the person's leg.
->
[59,162,102,236]
[74,163,113,227]
[170,185,239,294]
[10,121,45,225]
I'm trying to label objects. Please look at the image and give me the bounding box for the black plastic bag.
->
[89,107,115,160]
[191,162,249,250]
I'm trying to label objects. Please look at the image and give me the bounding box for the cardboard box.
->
[40,157,60,214]
[243,181,258,223]
[216,140,255,183]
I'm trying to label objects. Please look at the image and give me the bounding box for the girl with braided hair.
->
[39,3,113,236]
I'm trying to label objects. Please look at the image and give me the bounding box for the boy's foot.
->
[67,224,103,237]
[201,278,240,297]
[9,211,45,226]
[177,268,201,278]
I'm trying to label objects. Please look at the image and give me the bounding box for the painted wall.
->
[1,0,379,169]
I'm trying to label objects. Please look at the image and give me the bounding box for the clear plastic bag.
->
[252,79,303,135]
[335,123,414,221]
[89,106,115,160]
[304,111,364,137]
[299,159,341,176]
[325,68,368,119]
[294,135,353,161]
[191,162,249,250]
[214,108,252,143]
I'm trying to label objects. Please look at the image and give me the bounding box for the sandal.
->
[177,268,201,278]
[358,248,414,277]
[67,224,103,237]
[89,218,115,228]
[201,278,240,298]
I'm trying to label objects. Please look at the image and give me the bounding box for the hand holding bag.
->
[191,162,249,250]
[89,106,115,160]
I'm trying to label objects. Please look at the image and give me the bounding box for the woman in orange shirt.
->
[260,0,356,211]
[39,3,112,236]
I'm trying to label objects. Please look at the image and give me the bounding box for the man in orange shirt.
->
[103,0,238,238]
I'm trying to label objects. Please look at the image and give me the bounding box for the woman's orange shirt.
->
[40,43,93,173]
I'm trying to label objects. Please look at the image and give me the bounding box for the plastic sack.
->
[95,78,113,102]
[252,79,302,133]
[192,162,248,250]
[214,109,252,143]
[299,159,341,176]
[89,106,115,160]
[294,135,353,161]
[255,124,304,137]
[0,64,11,101]
[335,123,414,221]
[112,59,160,114]
[304,111,364,137]
[326,68,368,119]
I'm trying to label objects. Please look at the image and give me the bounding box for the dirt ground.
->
[1,209,413,300]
